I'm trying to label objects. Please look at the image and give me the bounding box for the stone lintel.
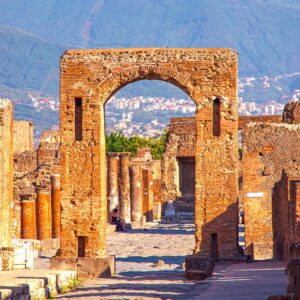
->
[50,255,115,279]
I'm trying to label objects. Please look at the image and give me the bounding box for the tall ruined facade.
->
[162,117,196,220]
[0,99,14,270]
[52,48,239,277]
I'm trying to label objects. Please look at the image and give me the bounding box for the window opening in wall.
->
[210,233,218,258]
[213,98,221,137]
[75,97,83,141]
[77,236,86,257]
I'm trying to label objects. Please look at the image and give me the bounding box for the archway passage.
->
[52,48,240,278]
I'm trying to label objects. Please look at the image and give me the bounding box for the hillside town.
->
[14,72,300,138]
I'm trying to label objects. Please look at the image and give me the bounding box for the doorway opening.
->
[104,79,196,277]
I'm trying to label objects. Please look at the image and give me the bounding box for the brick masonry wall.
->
[238,115,282,130]
[59,48,239,258]
[13,120,34,154]
[273,172,300,261]
[13,151,37,238]
[242,123,300,260]
[13,130,59,239]
[162,117,196,203]
[0,99,14,248]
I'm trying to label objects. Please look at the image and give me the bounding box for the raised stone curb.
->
[0,269,77,299]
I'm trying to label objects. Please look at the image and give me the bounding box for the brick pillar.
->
[295,182,300,237]
[130,164,142,222]
[20,198,35,239]
[119,152,131,224]
[51,174,61,238]
[151,160,162,221]
[0,99,14,249]
[142,168,154,222]
[36,188,51,240]
[107,153,119,214]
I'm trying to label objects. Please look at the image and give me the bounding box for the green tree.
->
[105,131,167,160]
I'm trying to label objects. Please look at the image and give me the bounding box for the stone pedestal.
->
[185,255,215,280]
[51,255,115,279]
[130,164,142,222]
[107,153,119,214]
[0,247,14,271]
[51,174,61,238]
[20,198,35,239]
[36,188,51,240]
[119,153,131,223]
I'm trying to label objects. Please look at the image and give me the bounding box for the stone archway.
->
[51,48,240,278]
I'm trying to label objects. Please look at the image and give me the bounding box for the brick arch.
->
[95,65,197,103]
[55,48,240,278]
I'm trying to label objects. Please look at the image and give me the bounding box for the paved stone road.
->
[55,223,288,300]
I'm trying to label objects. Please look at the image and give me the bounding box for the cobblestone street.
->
[54,223,288,300]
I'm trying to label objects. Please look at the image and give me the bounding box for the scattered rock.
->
[152,259,165,267]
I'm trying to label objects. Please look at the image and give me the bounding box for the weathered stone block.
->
[51,255,115,279]
[185,255,215,280]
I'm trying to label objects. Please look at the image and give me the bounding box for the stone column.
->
[119,152,131,224]
[51,174,60,238]
[142,168,154,222]
[0,99,14,271]
[130,164,142,222]
[151,160,162,221]
[107,153,119,214]
[36,187,51,240]
[20,195,35,239]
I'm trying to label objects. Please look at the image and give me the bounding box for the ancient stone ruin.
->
[13,128,60,242]
[1,47,299,297]
[162,117,195,222]
[51,48,240,278]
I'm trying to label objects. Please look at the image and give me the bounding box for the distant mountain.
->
[1,0,300,133]
[0,25,65,94]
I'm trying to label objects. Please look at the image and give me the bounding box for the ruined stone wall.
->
[13,120,34,154]
[37,130,60,187]
[283,100,300,124]
[58,48,239,260]
[242,123,300,260]
[168,117,196,157]
[0,99,14,248]
[162,117,196,202]
[12,130,60,239]
[238,115,282,130]
[13,151,38,238]
[273,172,300,261]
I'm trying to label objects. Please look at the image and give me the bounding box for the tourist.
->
[110,208,127,232]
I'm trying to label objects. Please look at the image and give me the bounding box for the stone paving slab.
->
[198,261,288,300]
[52,223,289,299]
[0,223,289,299]
[53,262,288,300]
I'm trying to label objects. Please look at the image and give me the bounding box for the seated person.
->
[110,208,126,232]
